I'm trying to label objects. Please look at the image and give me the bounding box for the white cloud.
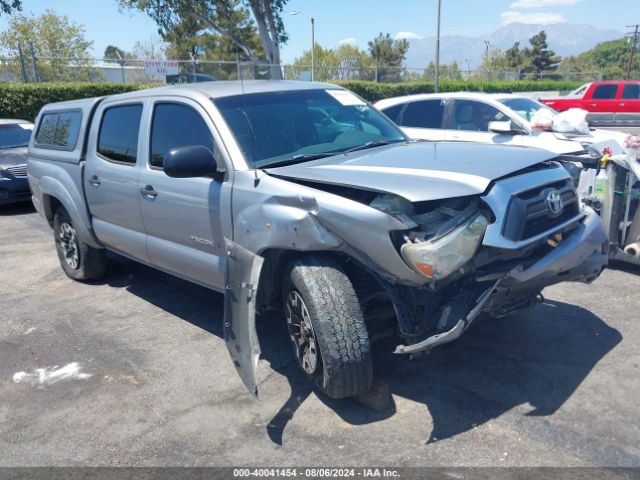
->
[394,31,422,41]
[509,0,580,7]
[338,37,358,47]
[500,10,566,25]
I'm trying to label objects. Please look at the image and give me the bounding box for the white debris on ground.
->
[24,327,36,335]
[13,362,92,386]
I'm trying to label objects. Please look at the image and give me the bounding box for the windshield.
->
[499,97,557,123]
[213,89,406,168]
[0,123,33,149]
[568,83,590,98]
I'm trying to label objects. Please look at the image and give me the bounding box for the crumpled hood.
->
[562,128,627,155]
[0,147,28,169]
[266,141,557,202]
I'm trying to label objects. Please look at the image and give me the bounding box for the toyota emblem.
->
[546,190,564,216]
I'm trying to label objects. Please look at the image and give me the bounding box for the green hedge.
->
[0,82,157,121]
[0,79,582,121]
[332,80,582,102]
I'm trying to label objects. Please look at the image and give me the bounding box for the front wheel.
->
[284,256,372,399]
[53,207,106,281]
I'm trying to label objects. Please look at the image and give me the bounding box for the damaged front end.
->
[383,164,608,356]
[223,159,608,395]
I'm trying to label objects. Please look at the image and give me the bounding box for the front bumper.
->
[0,176,31,205]
[395,207,608,355]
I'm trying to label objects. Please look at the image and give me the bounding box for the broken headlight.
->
[401,214,488,281]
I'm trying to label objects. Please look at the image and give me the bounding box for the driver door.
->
[137,98,228,290]
[444,100,523,146]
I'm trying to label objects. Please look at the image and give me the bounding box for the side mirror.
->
[163,145,219,178]
[489,120,525,135]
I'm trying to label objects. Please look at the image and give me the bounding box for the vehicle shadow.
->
[100,256,622,445]
[261,300,622,444]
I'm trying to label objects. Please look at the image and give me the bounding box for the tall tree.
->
[477,46,508,80]
[504,41,526,70]
[289,43,374,81]
[0,9,94,81]
[120,0,288,79]
[367,33,409,82]
[422,60,461,81]
[523,31,561,75]
[104,45,129,63]
[0,0,21,16]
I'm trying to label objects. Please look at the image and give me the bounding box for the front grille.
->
[502,180,581,242]
[6,165,27,177]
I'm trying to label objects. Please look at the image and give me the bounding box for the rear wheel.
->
[53,207,106,281]
[284,256,372,399]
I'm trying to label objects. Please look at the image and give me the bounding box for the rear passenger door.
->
[585,84,619,126]
[137,98,227,291]
[85,102,149,262]
[617,83,640,128]
[395,99,446,141]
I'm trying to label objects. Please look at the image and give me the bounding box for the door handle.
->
[620,103,625,107]
[88,175,101,186]
[140,185,158,199]
[590,103,597,107]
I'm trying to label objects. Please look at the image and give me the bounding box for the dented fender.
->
[223,240,264,396]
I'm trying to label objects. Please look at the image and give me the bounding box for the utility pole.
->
[434,0,442,92]
[291,11,315,81]
[28,42,39,83]
[17,43,28,82]
[626,24,639,80]
[115,50,125,83]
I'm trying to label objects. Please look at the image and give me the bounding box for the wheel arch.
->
[38,176,102,249]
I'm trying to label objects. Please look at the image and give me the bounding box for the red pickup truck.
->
[541,80,640,128]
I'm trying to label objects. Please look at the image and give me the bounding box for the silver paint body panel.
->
[27,81,609,395]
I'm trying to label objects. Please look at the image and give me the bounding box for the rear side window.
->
[400,100,445,129]
[97,104,143,164]
[150,103,214,169]
[34,111,81,149]
[592,84,618,99]
[380,103,405,123]
[622,84,640,99]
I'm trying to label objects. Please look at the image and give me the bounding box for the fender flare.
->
[39,175,102,249]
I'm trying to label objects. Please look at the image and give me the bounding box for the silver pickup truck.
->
[28,81,608,399]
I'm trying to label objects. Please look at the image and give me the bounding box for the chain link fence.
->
[0,52,615,84]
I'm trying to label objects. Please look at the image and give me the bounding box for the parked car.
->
[166,73,216,84]
[0,119,34,205]
[28,81,608,399]
[540,81,640,128]
[374,92,626,159]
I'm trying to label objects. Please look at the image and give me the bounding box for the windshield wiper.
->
[263,152,338,168]
[342,139,405,154]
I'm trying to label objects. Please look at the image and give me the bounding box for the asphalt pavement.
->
[1,203,639,467]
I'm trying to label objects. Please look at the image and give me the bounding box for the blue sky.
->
[0,0,635,62]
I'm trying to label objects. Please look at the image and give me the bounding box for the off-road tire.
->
[284,256,373,399]
[53,207,106,281]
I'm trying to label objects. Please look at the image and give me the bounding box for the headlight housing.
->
[401,214,488,281]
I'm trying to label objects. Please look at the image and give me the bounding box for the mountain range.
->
[404,22,622,70]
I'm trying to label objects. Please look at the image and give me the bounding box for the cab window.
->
[149,103,214,169]
[622,84,640,99]
[592,84,618,100]
[97,104,143,165]
[400,100,445,129]
[452,101,506,132]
